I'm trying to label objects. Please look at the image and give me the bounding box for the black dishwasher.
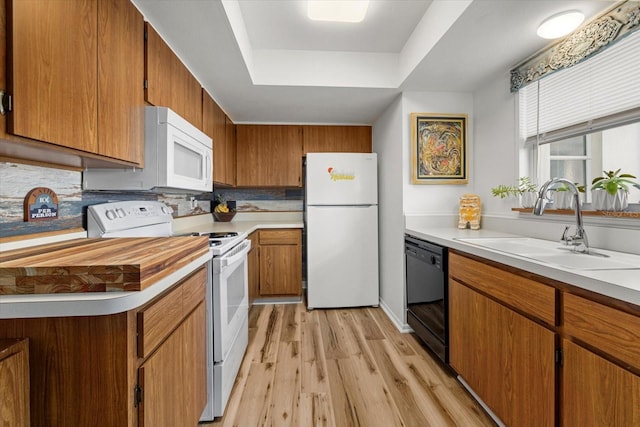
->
[405,235,448,364]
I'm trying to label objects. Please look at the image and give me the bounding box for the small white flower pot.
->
[591,189,628,211]
[519,192,537,208]
[551,191,583,210]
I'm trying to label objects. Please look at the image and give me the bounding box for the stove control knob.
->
[116,208,126,218]
[105,209,117,220]
[161,206,173,215]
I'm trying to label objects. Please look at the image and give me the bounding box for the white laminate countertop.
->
[172,211,303,237]
[405,226,640,307]
[175,220,304,237]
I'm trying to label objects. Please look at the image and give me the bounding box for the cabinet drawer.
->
[259,229,300,245]
[449,252,556,325]
[137,267,207,358]
[563,292,640,370]
[138,285,183,358]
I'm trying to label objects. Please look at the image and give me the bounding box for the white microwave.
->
[84,107,213,193]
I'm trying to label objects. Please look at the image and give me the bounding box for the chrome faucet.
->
[533,178,589,253]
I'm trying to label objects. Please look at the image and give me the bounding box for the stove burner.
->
[202,232,238,239]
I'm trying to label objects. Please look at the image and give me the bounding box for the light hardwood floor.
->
[203,303,495,427]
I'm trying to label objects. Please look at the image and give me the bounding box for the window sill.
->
[512,208,640,219]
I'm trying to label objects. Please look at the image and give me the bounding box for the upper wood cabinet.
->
[6,0,144,165]
[145,23,202,130]
[225,115,237,186]
[236,125,303,187]
[203,90,225,184]
[98,0,145,165]
[302,125,372,154]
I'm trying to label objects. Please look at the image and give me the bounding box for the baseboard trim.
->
[378,299,413,333]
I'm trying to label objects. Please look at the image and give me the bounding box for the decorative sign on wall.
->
[24,187,59,222]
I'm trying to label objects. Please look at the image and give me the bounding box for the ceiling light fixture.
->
[537,10,584,39]
[307,0,370,23]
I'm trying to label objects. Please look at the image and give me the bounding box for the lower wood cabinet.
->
[449,279,556,426]
[247,232,260,304]
[561,339,640,426]
[449,250,640,426]
[138,303,206,427]
[248,229,302,301]
[0,266,207,427]
[0,338,30,426]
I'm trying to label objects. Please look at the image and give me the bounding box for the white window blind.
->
[520,29,640,144]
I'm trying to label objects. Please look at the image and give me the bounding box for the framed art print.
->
[411,113,468,184]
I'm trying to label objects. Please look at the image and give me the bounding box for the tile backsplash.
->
[1,162,304,238]
[0,162,211,238]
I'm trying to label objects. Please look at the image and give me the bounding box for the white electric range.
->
[87,201,250,421]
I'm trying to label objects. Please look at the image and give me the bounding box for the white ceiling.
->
[131,0,613,125]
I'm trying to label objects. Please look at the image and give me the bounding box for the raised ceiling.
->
[131,0,613,125]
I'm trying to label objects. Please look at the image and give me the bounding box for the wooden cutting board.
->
[0,237,210,294]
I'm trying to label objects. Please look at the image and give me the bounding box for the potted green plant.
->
[590,169,640,211]
[491,177,538,208]
[550,182,585,210]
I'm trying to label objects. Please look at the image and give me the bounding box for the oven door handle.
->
[220,239,252,270]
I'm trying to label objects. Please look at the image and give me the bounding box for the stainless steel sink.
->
[455,237,640,271]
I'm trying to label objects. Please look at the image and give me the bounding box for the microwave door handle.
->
[206,154,212,180]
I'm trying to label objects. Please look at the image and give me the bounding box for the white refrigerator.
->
[306,152,379,309]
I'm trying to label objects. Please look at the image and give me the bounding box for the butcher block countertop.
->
[0,236,210,295]
[0,237,211,319]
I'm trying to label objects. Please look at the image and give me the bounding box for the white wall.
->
[402,92,476,214]
[373,94,406,329]
[373,90,474,329]
[473,72,521,215]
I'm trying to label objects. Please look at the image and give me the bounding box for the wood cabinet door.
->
[247,233,260,304]
[203,90,227,185]
[97,0,144,165]
[236,125,302,187]
[562,339,640,426]
[182,303,208,426]
[259,244,301,296]
[0,339,30,426]
[145,22,202,130]
[139,323,185,427]
[449,279,556,426]
[302,125,372,153]
[139,304,208,427]
[171,57,202,130]
[8,0,98,152]
[224,116,237,186]
[144,23,172,109]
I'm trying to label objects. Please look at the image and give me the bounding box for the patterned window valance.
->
[510,0,640,92]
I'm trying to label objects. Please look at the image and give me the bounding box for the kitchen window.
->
[535,122,640,204]
[518,28,640,207]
